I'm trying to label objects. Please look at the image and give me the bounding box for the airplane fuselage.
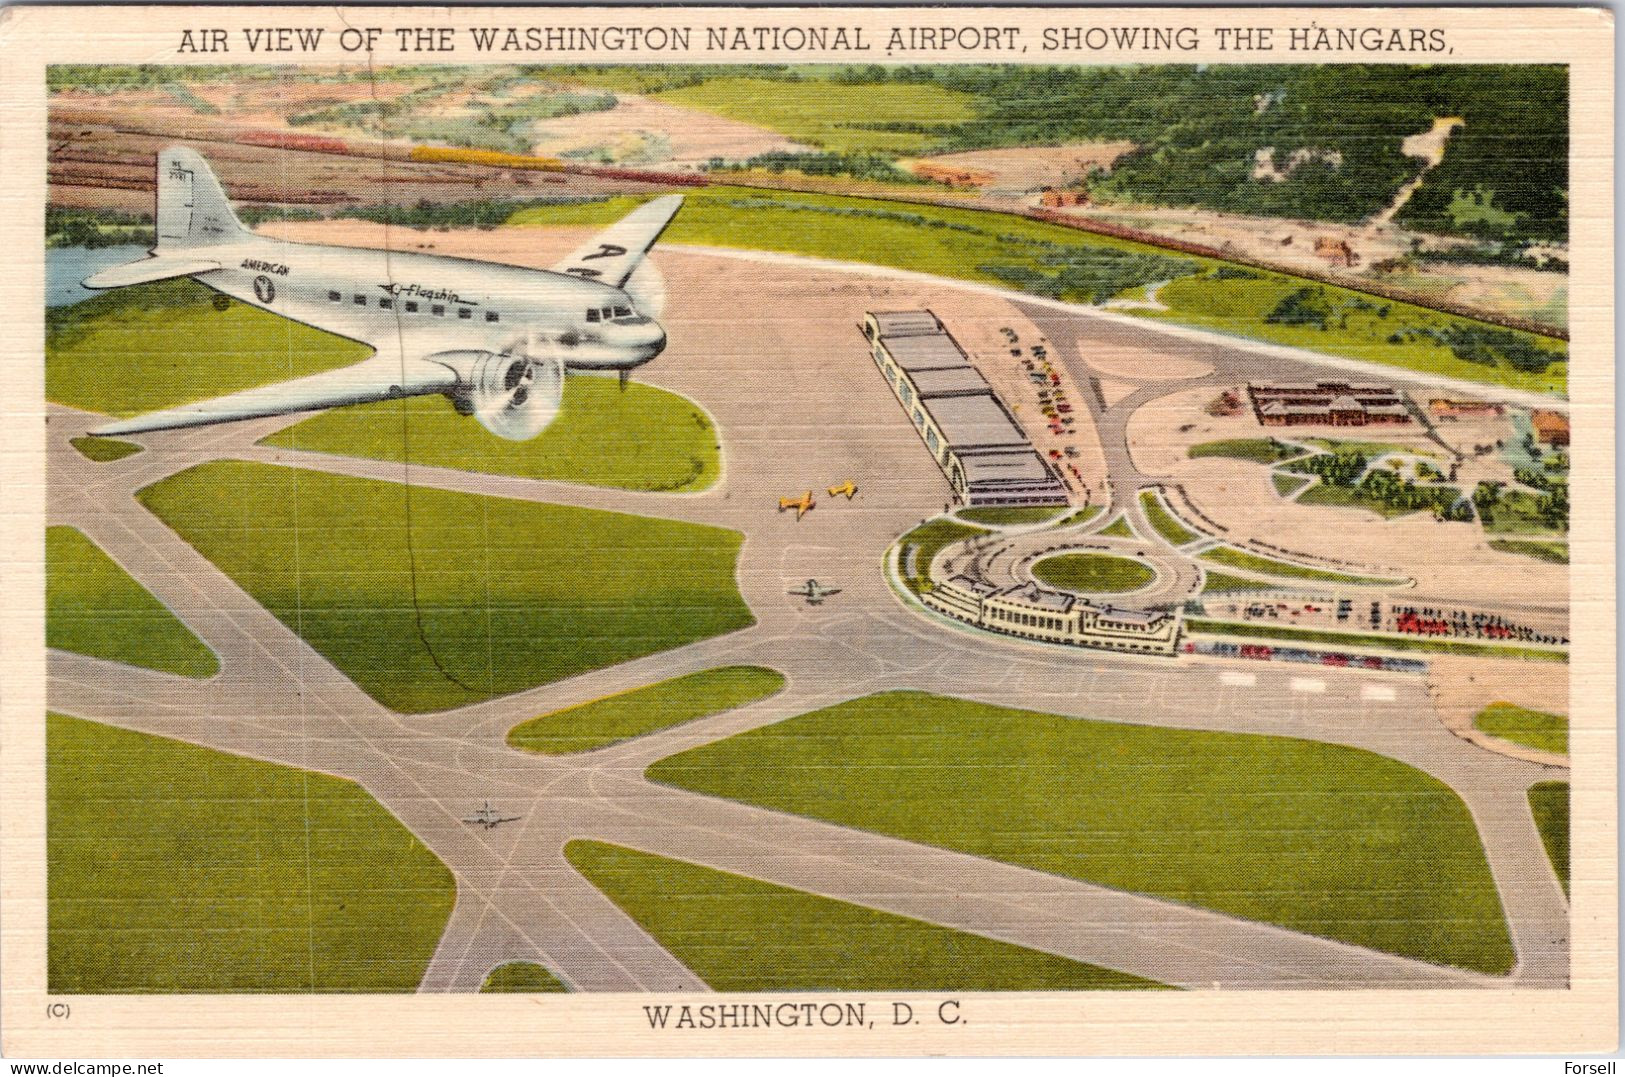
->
[191,230,667,372]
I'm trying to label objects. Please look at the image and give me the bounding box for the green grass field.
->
[1142,274,1566,396]
[1186,619,1568,662]
[646,691,1513,973]
[1273,473,1313,497]
[508,665,786,754]
[69,436,142,463]
[136,461,753,712]
[1138,492,1201,545]
[46,526,218,678]
[47,280,370,417]
[48,713,454,992]
[1489,538,1569,564]
[1473,702,1568,755]
[510,188,1566,396]
[1098,515,1136,539]
[480,962,568,992]
[1307,438,1436,457]
[655,78,977,154]
[1187,438,1304,464]
[261,376,720,493]
[565,840,1167,991]
[1296,481,1463,520]
[1200,570,1279,595]
[1527,782,1570,896]
[1031,553,1154,594]
[898,518,988,594]
[1198,546,1398,586]
[1056,505,1105,528]
[956,506,1067,527]
[1483,488,1566,537]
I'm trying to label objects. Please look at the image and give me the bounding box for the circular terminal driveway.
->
[940,526,1203,609]
[1031,552,1157,595]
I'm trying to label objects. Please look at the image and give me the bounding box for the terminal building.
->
[921,574,1182,655]
[1247,382,1412,428]
[864,310,1069,508]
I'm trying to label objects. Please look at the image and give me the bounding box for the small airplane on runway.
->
[779,491,815,520]
[462,800,521,830]
[81,147,681,440]
[788,579,842,605]
[827,480,858,500]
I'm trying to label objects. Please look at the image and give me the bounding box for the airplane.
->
[827,480,858,500]
[462,800,521,830]
[788,579,842,605]
[778,491,815,520]
[81,146,681,439]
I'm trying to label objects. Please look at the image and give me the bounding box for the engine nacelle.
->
[447,351,564,441]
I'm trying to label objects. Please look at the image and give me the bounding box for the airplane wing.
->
[89,353,460,437]
[550,195,683,289]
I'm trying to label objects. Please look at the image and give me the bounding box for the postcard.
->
[0,4,1614,1058]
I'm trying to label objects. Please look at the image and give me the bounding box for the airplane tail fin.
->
[549,194,683,289]
[155,146,247,251]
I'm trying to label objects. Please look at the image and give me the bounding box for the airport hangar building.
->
[864,311,1069,508]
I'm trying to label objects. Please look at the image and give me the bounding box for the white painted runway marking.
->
[1220,671,1257,687]
[1362,685,1397,702]
[1290,677,1326,694]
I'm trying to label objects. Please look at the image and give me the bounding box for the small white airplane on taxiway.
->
[84,146,681,440]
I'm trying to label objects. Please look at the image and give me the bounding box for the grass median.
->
[262,375,720,493]
[137,461,753,712]
[1473,702,1568,755]
[46,526,218,678]
[508,665,786,754]
[566,840,1168,991]
[48,713,454,992]
[1528,782,1570,896]
[647,690,1514,973]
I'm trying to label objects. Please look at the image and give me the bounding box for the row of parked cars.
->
[1004,326,1092,495]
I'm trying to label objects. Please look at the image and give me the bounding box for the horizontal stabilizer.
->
[89,355,460,437]
[82,255,222,290]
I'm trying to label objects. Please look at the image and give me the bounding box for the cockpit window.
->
[601,306,613,320]
[586,309,600,323]
[614,305,632,318]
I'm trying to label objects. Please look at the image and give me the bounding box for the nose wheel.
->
[619,369,630,391]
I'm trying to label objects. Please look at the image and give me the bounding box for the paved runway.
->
[44,247,1571,993]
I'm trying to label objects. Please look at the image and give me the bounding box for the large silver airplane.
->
[83,147,680,439]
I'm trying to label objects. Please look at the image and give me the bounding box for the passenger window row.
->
[328,290,498,322]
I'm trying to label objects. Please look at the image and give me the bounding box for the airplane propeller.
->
[624,257,667,321]
[473,330,564,441]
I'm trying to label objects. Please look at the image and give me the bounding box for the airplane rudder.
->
[156,146,245,249]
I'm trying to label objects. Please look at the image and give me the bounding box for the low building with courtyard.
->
[1248,382,1412,428]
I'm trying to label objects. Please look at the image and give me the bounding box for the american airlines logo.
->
[378,282,479,306]
[241,259,290,275]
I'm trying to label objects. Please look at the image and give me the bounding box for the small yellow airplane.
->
[827,480,858,500]
[778,491,815,519]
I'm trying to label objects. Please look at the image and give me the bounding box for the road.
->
[44,246,1571,993]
